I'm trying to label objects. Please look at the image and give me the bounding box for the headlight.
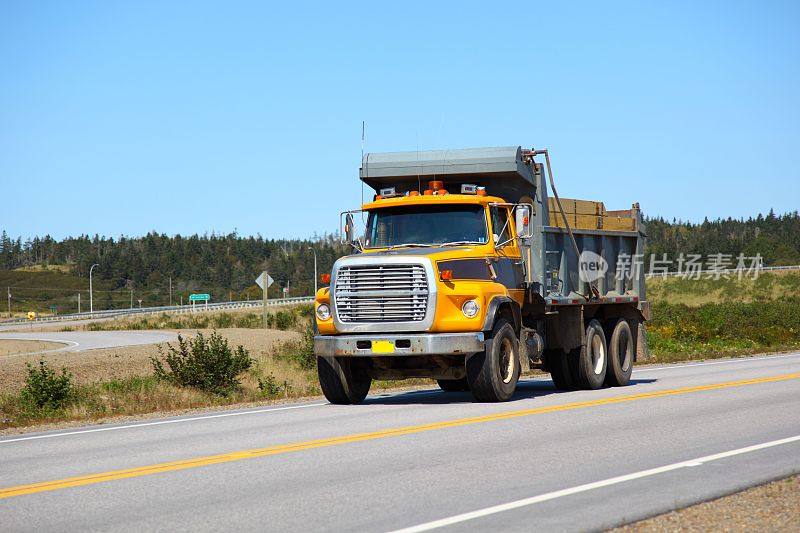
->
[316,303,331,321]
[461,299,479,318]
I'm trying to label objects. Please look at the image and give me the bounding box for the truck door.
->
[489,206,525,296]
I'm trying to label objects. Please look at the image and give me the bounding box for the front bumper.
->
[314,332,485,357]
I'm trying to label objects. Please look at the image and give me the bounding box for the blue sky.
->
[1,1,798,240]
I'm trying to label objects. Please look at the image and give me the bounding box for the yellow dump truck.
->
[314,146,648,403]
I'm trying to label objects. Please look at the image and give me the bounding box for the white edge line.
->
[0,402,327,444]
[389,435,800,533]
[633,352,800,373]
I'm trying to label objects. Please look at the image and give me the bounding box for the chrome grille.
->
[335,264,428,322]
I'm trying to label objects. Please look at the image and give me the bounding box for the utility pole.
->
[169,277,173,306]
[89,263,99,317]
[7,287,10,318]
[130,288,133,309]
[268,270,269,329]
[78,293,81,314]
[308,246,318,295]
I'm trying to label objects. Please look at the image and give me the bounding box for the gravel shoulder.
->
[614,474,800,532]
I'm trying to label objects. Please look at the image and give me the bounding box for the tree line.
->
[1,209,799,301]
[0,230,350,302]
[644,210,800,268]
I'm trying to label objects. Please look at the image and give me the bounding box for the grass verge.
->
[3,298,800,431]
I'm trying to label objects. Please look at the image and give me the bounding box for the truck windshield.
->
[364,205,488,248]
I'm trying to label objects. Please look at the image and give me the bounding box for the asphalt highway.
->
[1,353,799,532]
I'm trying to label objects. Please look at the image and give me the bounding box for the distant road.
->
[0,296,314,328]
[0,331,178,357]
[1,353,799,531]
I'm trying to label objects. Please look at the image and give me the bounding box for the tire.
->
[545,349,578,391]
[574,319,608,390]
[437,378,469,392]
[466,319,520,402]
[605,319,634,386]
[317,356,372,404]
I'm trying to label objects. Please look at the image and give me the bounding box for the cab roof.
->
[362,193,505,210]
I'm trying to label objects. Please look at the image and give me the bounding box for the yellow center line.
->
[2,371,798,500]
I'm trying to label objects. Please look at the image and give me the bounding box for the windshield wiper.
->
[436,241,485,247]
[387,243,433,250]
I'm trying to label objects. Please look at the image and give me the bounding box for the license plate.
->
[371,340,395,354]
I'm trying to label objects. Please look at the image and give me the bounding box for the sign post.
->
[255,271,274,328]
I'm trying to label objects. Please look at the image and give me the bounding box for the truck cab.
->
[314,146,648,404]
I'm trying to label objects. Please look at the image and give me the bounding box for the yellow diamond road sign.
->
[255,272,274,290]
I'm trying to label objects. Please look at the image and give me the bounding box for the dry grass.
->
[0,339,67,357]
[0,328,300,393]
[0,327,315,430]
[646,270,800,306]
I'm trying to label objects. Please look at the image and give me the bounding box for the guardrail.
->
[644,264,800,279]
[0,297,314,326]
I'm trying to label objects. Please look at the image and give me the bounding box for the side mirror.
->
[515,205,533,239]
[344,213,355,244]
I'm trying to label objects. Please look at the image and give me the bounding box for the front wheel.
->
[317,356,372,404]
[467,319,520,402]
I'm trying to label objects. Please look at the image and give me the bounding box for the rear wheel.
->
[605,319,634,386]
[437,378,469,392]
[467,319,520,402]
[574,319,608,390]
[545,349,577,391]
[317,356,372,404]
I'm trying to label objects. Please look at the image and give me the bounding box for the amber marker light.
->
[440,269,453,281]
[320,273,331,284]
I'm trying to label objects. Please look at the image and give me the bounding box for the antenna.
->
[360,121,365,208]
[360,121,367,225]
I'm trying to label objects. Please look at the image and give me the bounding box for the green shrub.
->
[151,331,253,396]
[258,373,281,396]
[274,311,296,330]
[257,373,293,398]
[275,320,316,370]
[20,359,75,409]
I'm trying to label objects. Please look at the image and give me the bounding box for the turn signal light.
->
[320,273,331,284]
[440,269,453,281]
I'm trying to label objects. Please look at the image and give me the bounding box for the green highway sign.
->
[189,293,210,302]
